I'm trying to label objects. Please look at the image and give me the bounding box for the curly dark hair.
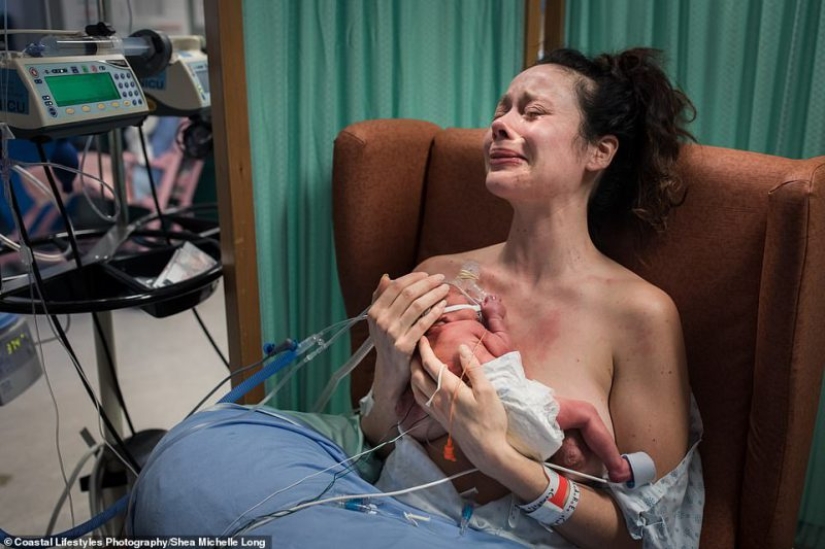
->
[538,48,696,238]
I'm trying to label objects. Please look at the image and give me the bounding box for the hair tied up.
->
[538,47,697,240]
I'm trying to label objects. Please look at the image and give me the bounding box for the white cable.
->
[36,289,139,481]
[312,336,374,412]
[88,442,102,537]
[2,159,77,261]
[78,136,120,222]
[222,407,446,538]
[546,462,608,485]
[220,425,406,537]
[125,0,134,34]
[424,363,446,408]
[34,314,71,345]
[13,161,122,222]
[28,276,76,527]
[46,444,101,534]
[2,29,83,35]
[4,161,120,261]
[11,165,51,196]
[0,232,69,262]
[235,467,479,535]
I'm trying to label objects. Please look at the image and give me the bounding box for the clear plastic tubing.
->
[33,35,153,58]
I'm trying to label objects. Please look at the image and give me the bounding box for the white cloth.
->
[607,394,705,548]
[481,351,563,461]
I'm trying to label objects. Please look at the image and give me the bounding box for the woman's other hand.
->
[411,337,510,474]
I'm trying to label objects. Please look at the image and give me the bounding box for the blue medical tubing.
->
[0,339,300,541]
[219,339,299,405]
[0,495,127,541]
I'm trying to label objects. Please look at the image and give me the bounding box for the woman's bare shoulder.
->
[593,262,683,352]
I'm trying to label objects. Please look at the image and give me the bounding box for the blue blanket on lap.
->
[127,405,518,548]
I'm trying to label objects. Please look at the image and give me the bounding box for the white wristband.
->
[359,388,375,417]
[519,465,559,514]
[520,465,580,527]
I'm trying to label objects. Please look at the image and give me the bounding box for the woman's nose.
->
[490,113,513,140]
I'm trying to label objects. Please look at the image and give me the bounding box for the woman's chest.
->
[489,295,615,423]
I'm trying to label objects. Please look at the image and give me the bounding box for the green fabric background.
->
[242,0,524,413]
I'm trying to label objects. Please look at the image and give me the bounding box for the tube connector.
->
[262,339,297,357]
[339,498,378,514]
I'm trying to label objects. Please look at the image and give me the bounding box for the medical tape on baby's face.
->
[442,303,481,314]
[441,299,482,322]
[419,282,482,320]
[440,281,484,321]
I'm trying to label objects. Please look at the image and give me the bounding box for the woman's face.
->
[483,64,593,204]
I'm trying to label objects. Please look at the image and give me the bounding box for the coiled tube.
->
[312,337,374,412]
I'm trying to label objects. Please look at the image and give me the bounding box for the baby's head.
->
[396,285,510,441]
[394,285,484,438]
[424,285,486,371]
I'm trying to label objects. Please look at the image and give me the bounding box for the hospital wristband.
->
[519,465,580,527]
[359,388,375,416]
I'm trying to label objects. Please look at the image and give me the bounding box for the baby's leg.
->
[555,397,631,483]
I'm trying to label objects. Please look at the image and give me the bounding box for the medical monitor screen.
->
[45,73,120,106]
[194,67,210,94]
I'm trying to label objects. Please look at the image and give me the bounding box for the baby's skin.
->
[396,285,632,484]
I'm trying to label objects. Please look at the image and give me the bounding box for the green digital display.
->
[45,72,120,107]
[5,332,27,356]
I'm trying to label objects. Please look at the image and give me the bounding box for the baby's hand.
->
[481,295,512,355]
[481,294,506,320]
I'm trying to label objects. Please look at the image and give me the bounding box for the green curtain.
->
[241,0,524,413]
[563,1,825,546]
[565,0,825,158]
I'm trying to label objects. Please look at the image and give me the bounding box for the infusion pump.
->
[0,52,150,139]
[140,36,210,116]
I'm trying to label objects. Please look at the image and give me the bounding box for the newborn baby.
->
[397,284,633,484]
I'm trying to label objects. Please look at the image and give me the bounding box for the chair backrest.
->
[332,118,825,549]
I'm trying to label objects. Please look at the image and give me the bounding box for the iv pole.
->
[94,127,128,444]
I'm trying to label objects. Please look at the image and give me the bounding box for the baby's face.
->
[396,287,486,440]
[425,287,484,373]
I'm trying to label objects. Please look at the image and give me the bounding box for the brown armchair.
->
[331,118,825,548]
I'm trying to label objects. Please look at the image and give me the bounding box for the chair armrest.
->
[742,163,825,547]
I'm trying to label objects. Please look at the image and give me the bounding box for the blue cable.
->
[0,495,127,541]
[218,342,298,405]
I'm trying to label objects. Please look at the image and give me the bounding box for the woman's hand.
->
[367,272,450,399]
[361,272,450,451]
[410,337,511,475]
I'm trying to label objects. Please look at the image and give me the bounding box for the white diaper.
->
[481,351,564,462]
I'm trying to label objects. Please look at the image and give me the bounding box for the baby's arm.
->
[555,397,632,483]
